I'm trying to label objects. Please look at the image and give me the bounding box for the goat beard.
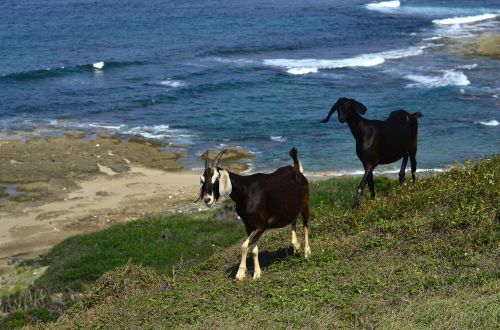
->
[193,187,203,203]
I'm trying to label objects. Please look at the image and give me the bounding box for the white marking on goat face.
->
[211,168,219,183]
[201,168,218,207]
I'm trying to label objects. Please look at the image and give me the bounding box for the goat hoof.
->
[304,248,311,259]
[293,245,301,255]
[252,271,261,280]
[235,269,246,281]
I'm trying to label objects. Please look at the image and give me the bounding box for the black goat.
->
[320,97,422,206]
[197,148,310,281]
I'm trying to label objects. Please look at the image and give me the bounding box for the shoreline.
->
[0,165,202,277]
[0,132,446,280]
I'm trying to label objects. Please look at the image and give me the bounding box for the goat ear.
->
[351,99,367,114]
[218,170,232,197]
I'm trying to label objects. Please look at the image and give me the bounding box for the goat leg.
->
[236,228,263,281]
[410,154,417,182]
[368,172,375,199]
[251,243,261,279]
[399,154,409,184]
[291,221,301,254]
[354,167,373,207]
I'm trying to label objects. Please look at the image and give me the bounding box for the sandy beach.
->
[0,166,201,276]
[0,135,208,277]
[0,131,258,278]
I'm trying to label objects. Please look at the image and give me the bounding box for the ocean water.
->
[0,0,499,174]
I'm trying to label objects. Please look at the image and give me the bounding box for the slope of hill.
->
[45,156,499,329]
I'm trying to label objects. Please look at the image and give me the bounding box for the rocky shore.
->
[0,130,258,280]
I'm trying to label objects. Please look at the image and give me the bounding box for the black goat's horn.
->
[212,149,227,168]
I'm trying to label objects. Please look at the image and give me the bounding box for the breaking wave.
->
[160,79,185,88]
[263,46,424,75]
[270,136,287,142]
[0,60,145,82]
[474,120,499,127]
[433,13,498,26]
[405,70,470,88]
[365,1,400,11]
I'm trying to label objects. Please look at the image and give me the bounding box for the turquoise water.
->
[0,0,499,174]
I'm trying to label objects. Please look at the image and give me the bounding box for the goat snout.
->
[203,195,215,207]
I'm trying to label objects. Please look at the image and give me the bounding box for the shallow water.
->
[0,0,498,174]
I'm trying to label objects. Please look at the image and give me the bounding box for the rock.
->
[201,148,254,162]
[64,130,87,140]
[7,257,21,266]
[128,137,166,148]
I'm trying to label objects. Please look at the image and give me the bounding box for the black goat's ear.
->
[350,99,367,114]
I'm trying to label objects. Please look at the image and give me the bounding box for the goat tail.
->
[411,112,423,119]
[289,147,303,173]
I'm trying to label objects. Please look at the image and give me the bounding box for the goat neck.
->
[226,171,248,205]
[345,111,366,140]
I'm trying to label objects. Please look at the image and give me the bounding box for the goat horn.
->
[212,149,227,168]
[203,150,209,168]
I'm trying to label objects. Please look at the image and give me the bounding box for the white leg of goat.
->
[291,222,301,254]
[304,225,311,258]
[251,243,261,279]
[236,237,250,281]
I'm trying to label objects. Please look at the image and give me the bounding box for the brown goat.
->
[197,148,310,281]
[321,97,422,207]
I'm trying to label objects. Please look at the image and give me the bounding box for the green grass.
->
[34,212,244,292]
[3,157,499,329]
[1,212,245,328]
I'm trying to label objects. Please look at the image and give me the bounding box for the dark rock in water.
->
[128,137,166,148]
[64,130,87,140]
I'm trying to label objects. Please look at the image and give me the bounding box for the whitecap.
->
[458,64,478,70]
[405,70,470,88]
[433,13,497,25]
[264,46,423,75]
[365,1,400,11]
[88,123,127,131]
[160,79,185,88]
[475,120,499,127]
[287,67,318,75]
[270,136,287,142]
[93,61,105,70]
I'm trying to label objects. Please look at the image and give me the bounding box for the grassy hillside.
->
[1,213,245,328]
[43,156,499,329]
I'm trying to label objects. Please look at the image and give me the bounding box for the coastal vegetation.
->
[1,156,498,328]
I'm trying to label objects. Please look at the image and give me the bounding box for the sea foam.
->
[264,46,424,75]
[475,120,499,127]
[365,1,400,11]
[93,61,105,70]
[160,79,185,88]
[433,13,498,25]
[405,70,470,88]
[270,136,287,142]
